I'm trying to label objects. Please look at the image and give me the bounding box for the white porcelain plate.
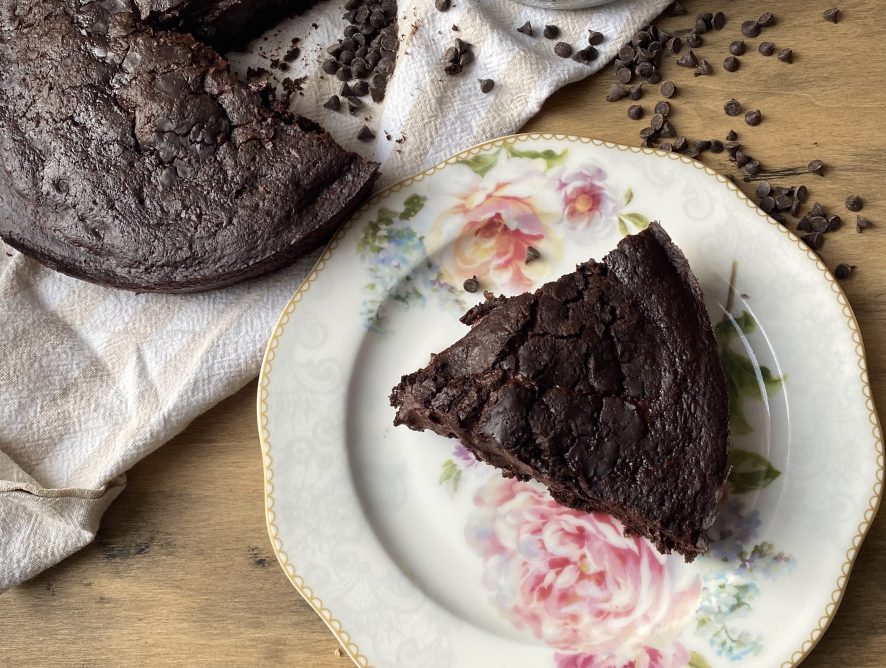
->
[257,134,883,668]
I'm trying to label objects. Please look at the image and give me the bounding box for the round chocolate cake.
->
[0,0,379,292]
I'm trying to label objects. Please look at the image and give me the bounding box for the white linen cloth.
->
[0,0,669,590]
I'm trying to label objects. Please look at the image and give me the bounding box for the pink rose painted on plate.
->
[466,477,701,667]
[558,167,618,238]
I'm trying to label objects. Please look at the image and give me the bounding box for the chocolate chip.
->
[695,139,712,152]
[553,42,572,58]
[628,104,644,120]
[606,84,628,102]
[370,87,385,102]
[758,11,776,27]
[673,136,688,152]
[340,82,353,96]
[729,40,746,56]
[856,216,874,232]
[835,263,855,279]
[667,37,682,54]
[668,1,688,16]
[745,160,762,176]
[352,60,369,78]
[616,66,632,82]
[727,130,739,141]
[323,95,340,111]
[459,50,474,66]
[796,185,809,202]
[639,126,657,140]
[710,140,724,153]
[687,33,703,48]
[660,142,674,152]
[745,109,762,126]
[713,11,726,30]
[823,8,840,23]
[336,66,353,81]
[544,25,560,39]
[573,47,598,65]
[694,59,713,76]
[635,61,654,78]
[676,50,698,67]
[808,216,828,233]
[463,276,480,292]
[648,70,663,84]
[660,80,676,98]
[828,214,843,231]
[525,246,541,264]
[650,113,665,131]
[357,125,375,141]
[802,232,824,250]
[741,20,761,38]
[517,21,533,36]
[589,31,605,46]
[659,121,676,138]
[628,84,643,100]
[322,58,339,74]
[775,194,793,211]
[723,56,740,72]
[724,99,742,117]
[759,42,776,56]
[777,48,793,63]
[352,80,369,96]
[653,101,670,117]
[735,151,750,167]
[479,78,495,94]
[347,96,362,114]
[845,195,864,211]
[435,0,450,11]
[760,196,775,212]
[756,181,771,198]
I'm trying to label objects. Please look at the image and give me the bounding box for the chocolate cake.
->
[390,224,729,560]
[0,0,378,292]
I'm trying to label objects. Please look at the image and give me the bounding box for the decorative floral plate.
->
[257,134,883,668]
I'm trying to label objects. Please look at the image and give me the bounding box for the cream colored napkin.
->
[0,0,669,589]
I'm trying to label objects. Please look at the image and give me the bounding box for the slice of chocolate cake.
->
[390,223,729,560]
[0,0,378,292]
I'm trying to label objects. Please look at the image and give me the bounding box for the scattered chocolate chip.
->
[668,1,688,16]
[759,42,776,56]
[713,11,726,30]
[723,56,740,72]
[834,263,855,279]
[544,25,560,39]
[634,61,653,78]
[606,84,628,102]
[336,66,353,81]
[756,181,772,198]
[640,126,657,140]
[729,40,746,56]
[463,276,480,292]
[459,50,474,66]
[357,125,375,141]
[653,101,671,117]
[735,151,751,167]
[573,47,598,65]
[555,42,574,58]
[479,78,495,94]
[796,185,809,202]
[724,99,742,116]
[352,80,369,96]
[845,195,864,211]
[777,48,793,63]
[673,136,688,152]
[628,84,644,100]
[676,50,698,67]
[727,129,739,140]
[347,96,362,114]
[370,86,385,102]
[856,216,874,232]
[628,104,644,120]
[517,21,533,36]
[745,160,762,176]
[745,109,762,126]
[694,59,713,76]
[710,140,724,153]
[322,58,339,74]
[659,120,676,138]
[340,82,354,96]
[435,0,450,10]
[823,8,840,23]
[650,113,665,131]
[802,232,824,250]
[758,11,776,27]
[525,246,541,264]
[667,36,683,54]
[660,142,674,152]
[741,20,761,38]
[660,80,676,98]
[616,65,632,82]
[687,33,703,48]
[323,95,340,111]
[760,196,775,212]
[808,216,828,233]
[828,214,843,231]
[775,194,793,211]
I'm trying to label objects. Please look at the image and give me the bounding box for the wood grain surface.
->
[3,1,885,666]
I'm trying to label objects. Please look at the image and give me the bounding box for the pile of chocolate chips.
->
[603,4,874,276]
[321,0,398,105]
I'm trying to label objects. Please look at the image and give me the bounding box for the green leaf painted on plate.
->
[715,310,784,435]
[399,194,427,220]
[617,218,629,237]
[502,144,568,171]
[620,212,650,230]
[687,652,712,668]
[457,151,500,177]
[439,458,462,492]
[624,187,634,205]
[729,448,781,493]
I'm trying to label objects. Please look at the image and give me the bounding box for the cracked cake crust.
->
[390,223,729,561]
[0,0,378,292]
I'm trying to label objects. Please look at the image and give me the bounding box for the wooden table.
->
[4,2,885,665]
